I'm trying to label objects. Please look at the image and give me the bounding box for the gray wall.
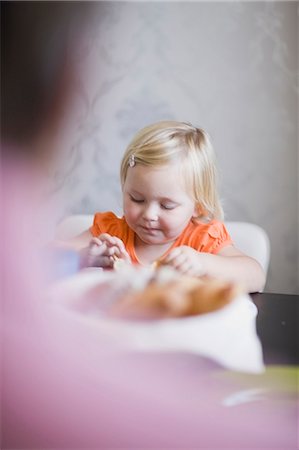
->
[51,2,298,294]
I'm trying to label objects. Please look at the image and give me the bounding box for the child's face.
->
[123,163,196,246]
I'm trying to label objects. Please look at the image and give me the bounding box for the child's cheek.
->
[125,203,138,223]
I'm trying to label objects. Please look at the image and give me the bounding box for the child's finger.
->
[89,241,107,256]
[162,247,182,263]
[96,234,130,262]
[168,254,190,272]
[107,236,127,255]
[95,255,114,268]
[87,252,114,268]
[108,246,131,263]
[164,254,183,268]
[90,236,103,246]
[118,247,131,262]
[98,233,118,247]
[176,260,192,274]
[112,236,126,251]
[101,235,128,255]
[105,245,120,257]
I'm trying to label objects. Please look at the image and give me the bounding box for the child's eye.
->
[161,204,176,210]
[130,195,144,203]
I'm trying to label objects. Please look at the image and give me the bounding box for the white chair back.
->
[225,221,270,274]
[56,214,94,240]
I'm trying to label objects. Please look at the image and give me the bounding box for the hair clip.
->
[128,154,136,167]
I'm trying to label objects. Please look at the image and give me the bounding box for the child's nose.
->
[143,203,159,222]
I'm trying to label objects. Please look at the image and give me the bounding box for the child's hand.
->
[98,233,131,265]
[161,246,206,277]
[80,237,111,269]
[81,234,131,269]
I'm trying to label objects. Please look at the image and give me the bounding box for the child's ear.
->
[192,203,208,219]
[192,203,202,218]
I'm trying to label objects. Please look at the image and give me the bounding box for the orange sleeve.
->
[90,212,125,240]
[186,220,233,255]
[202,221,233,254]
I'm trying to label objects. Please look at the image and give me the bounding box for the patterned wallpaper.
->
[49,2,298,294]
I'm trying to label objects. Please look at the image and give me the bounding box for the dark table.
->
[250,292,299,365]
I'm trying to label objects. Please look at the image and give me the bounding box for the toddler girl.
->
[68,121,265,292]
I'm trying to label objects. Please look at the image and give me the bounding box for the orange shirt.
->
[90,211,233,265]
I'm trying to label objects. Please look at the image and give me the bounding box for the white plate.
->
[48,269,264,374]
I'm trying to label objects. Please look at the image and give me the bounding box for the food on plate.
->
[109,270,243,320]
[79,265,243,320]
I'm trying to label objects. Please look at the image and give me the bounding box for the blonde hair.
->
[120,121,224,222]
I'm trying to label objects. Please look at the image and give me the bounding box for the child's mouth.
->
[140,226,160,234]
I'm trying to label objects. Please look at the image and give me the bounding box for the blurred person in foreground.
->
[1,2,295,449]
[1,2,211,448]
[1,1,92,325]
